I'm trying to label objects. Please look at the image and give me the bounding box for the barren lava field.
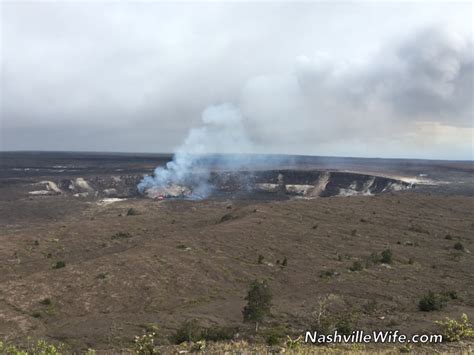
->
[0,152,473,353]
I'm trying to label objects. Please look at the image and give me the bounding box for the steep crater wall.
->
[25,170,412,200]
[207,170,412,199]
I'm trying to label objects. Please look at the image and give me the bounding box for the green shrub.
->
[257,254,264,264]
[243,280,272,332]
[349,261,364,272]
[320,270,336,278]
[281,257,287,267]
[362,249,394,267]
[203,326,238,341]
[190,340,206,352]
[173,319,203,344]
[219,213,234,223]
[53,260,66,269]
[97,272,108,279]
[0,338,66,354]
[380,249,393,264]
[172,322,238,344]
[126,208,139,216]
[39,298,51,306]
[335,314,356,336]
[443,290,458,300]
[285,335,303,350]
[418,291,447,312]
[264,326,286,346]
[454,242,465,251]
[435,313,474,342]
[111,232,132,240]
[134,332,158,354]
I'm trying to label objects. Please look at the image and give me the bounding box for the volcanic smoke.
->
[138,103,252,199]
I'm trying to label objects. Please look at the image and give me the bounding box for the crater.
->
[26,169,413,200]
[140,169,413,200]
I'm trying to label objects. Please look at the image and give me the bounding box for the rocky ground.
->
[1,193,473,351]
[0,153,472,353]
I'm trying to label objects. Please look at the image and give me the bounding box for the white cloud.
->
[1,1,472,159]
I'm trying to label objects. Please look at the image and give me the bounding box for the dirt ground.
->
[0,153,473,352]
[0,191,473,352]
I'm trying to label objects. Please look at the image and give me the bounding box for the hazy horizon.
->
[1,149,473,162]
[1,1,473,160]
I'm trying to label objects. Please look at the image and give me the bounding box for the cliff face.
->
[24,170,412,200]
[207,170,412,198]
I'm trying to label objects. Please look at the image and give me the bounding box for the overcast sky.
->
[1,1,473,160]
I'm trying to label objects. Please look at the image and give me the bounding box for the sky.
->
[1,1,473,160]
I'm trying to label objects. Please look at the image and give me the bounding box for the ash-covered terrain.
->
[1,151,471,203]
[0,152,473,352]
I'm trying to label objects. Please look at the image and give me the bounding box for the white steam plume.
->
[138,103,251,199]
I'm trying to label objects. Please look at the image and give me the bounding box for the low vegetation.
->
[418,291,448,311]
[263,326,286,345]
[356,248,395,269]
[111,231,132,240]
[173,319,203,343]
[126,208,140,216]
[453,242,465,251]
[3,311,474,355]
[2,187,472,353]
[320,269,338,278]
[334,314,357,336]
[202,326,238,342]
[219,213,234,223]
[134,332,157,355]
[0,339,67,355]
[39,298,51,306]
[52,260,66,269]
[172,321,239,344]
[435,313,474,342]
[310,294,358,336]
[242,280,272,332]
[380,249,393,264]
[349,260,364,272]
